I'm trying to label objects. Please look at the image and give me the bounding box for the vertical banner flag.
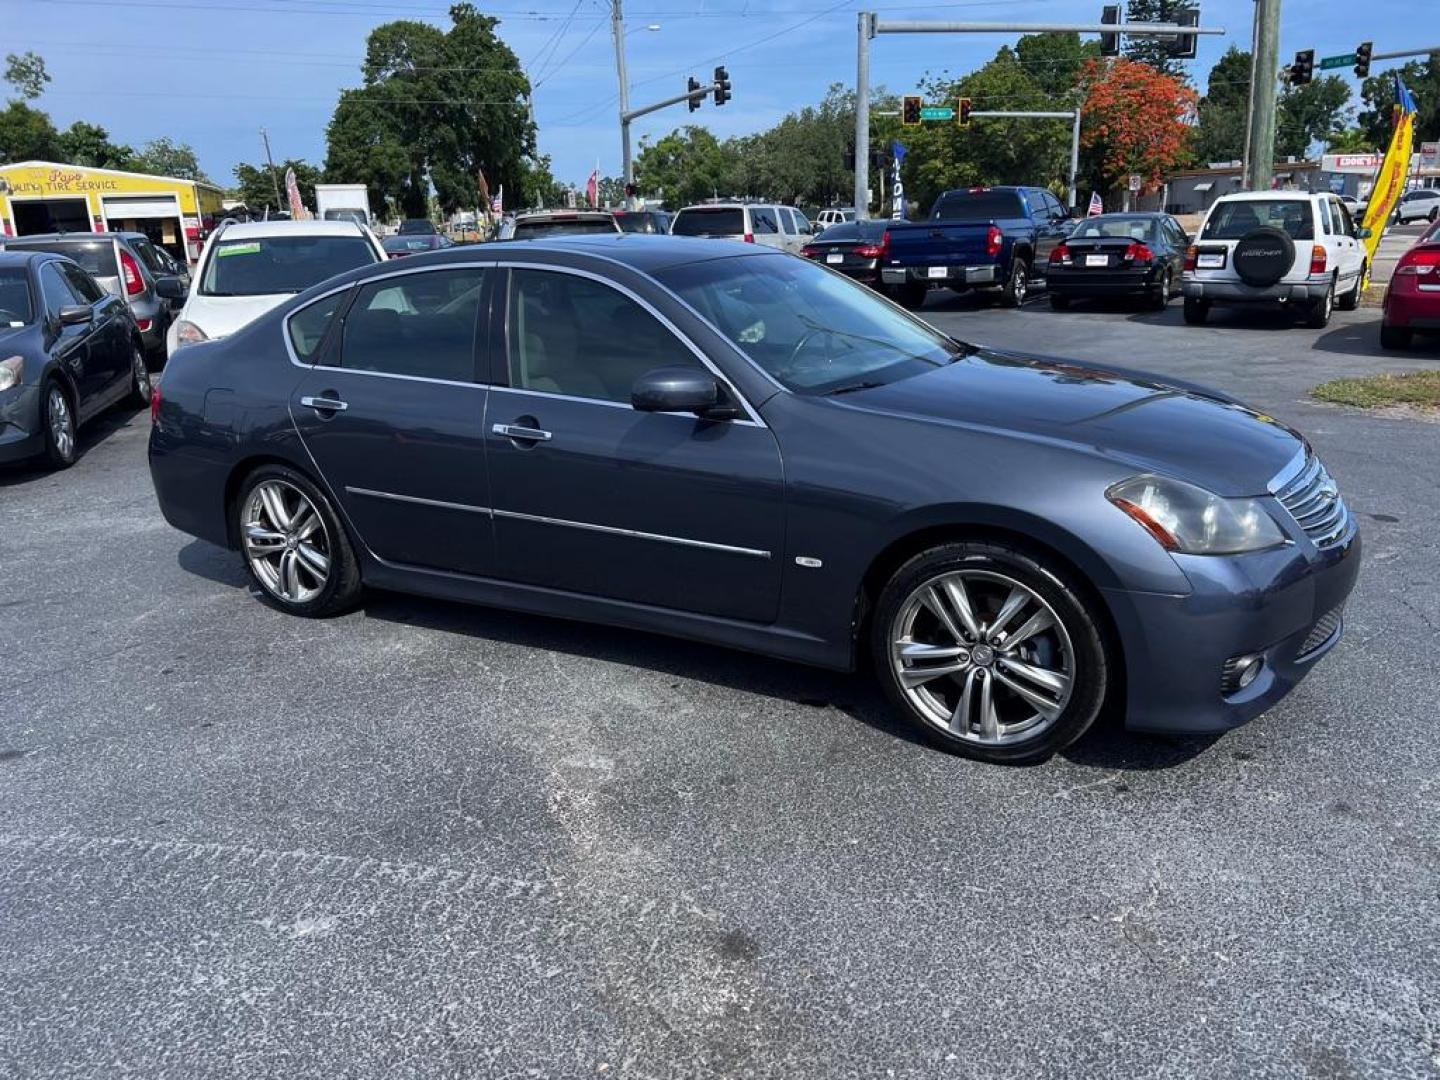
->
[492,185,503,215]
[891,141,907,220]
[1360,75,1418,276]
[1088,191,1104,217]
[586,167,600,208]
[284,168,304,219]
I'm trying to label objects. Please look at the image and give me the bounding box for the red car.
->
[1381,218,1440,349]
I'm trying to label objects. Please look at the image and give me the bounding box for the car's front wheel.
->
[235,465,362,617]
[871,541,1109,764]
[1336,268,1364,312]
[41,380,76,469]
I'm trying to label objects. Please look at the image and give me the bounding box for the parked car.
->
[509,210,621,240]
[816,208,857,230]
[1045,212,1189,311]
[881,186,1073,309]
[149,236,1359,765]
[613,209,673,235]
[800,219,892,292]
[1379,216,1440,348]
[4,232,178,357]
[383,233,454,258]
[398,218,438,236]
[1394,188,1440,225]
[161,219,386,356]
[670,203,812,253]
[1181,191,1368,328]
[0,251,152,469]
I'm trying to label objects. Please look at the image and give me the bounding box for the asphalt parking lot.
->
[2,299,1438,1078]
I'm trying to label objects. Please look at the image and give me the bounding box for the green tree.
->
[4,51,49,101]
[1016,32,1100,97]
[131,136,210,182]
[1275,76,1352,159]
[233,158,320,211]
[0,102,60,162]
[1120,0,1191,79]
[1191,45,1252,164]
[1358,59,1440,147]
[633,126,735,206]
[1326,127,1377,153]
[57,121,135,169]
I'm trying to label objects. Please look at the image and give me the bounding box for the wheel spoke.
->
[993,668,1063,720]
[1003,608,1054,649]
[978,671,1000,740]
[989,586,1030,641]
[900,661,968,689]
[899,641,967,661]
[296,542,330,578]
[259,485,292,531]
[921,586,967,644]
[292,509,321,541]
[244,525,286,555]
[279,550,299,599]
[950,668,979,734]
[998,656,1070,697]
[939,576,983,639]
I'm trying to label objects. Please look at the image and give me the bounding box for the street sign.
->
[920,105,955,121]
[1128,173,1142,193]
[1421,142,1440,167]
[1319,53,1355,70]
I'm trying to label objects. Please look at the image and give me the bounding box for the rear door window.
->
[672,208,745,236]
[288,290,349,362]
[336,269,484,382]
[751,208,779,235]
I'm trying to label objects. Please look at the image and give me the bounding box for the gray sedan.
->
[148,237,1359,764]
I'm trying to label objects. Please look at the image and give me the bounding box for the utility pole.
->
[611,0,633,200]
[854,12,874,216]
[259,127,282,211]
[1243,0,1282,191]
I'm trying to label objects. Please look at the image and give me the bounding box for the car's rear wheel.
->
[1000,259,1029,308]
[126,344,152,408]
[235,465,361,617]
[1306,280,1334,328]
[1182,297,1209,325]
[1380,323,1412,349]
[1149,268,1173,310]
[1049,293,1070,311]
[871,541,1109,764]
[41,380,76,469]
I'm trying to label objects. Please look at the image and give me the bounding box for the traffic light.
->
[1171,6,1199,60]
[1354,41,1373,79]
[901,95,922,127]
[713,65,731,107]
[957,97,972,127]
[687,76,702,112]
[1100,4,1121,58]
[1290,49,1314,86]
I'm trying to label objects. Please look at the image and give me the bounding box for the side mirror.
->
[631,366,733,419]
[154,275,187,300]
[58,304,93,327]
[1357,226,1373,240]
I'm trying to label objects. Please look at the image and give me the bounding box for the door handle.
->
[492,422,552,442]
[300,395,348,412]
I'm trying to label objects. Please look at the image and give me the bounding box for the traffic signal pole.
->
[853,15,1228,219]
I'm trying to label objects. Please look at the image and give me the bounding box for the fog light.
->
[1220,653,1264,695]
[1236,656,1262,689]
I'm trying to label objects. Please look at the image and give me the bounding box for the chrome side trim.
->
[345,486,491,515]
[492,508,771,559]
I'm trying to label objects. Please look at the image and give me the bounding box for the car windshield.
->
[1202,199,1314,240]
[616,213,667,234]
[399,220,436,234]
[200,235,377,296]
[9,239,117,279]
[512,218,617,238]
[672,208,744,236]
[384,236,435,252]
[1071,217,1159,242]
[931,191,1025,220]
[657,252,969,394]
[0,267,33,325]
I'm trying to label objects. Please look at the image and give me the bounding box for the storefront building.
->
[0,161,225,264]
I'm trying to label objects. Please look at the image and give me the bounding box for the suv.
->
[161,220,385,355]
[3,232,181,357]
[509,210,622,240]
[1182,192,1369,329]
[671,203,812,253]
[1395,188,1440,225]
[816,208,856,230]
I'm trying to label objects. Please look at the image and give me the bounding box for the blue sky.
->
[8,0,1410,193]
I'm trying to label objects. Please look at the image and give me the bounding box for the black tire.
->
[869,540,1109,765]
[1149,267,1172,311]
[1430,207,1438,223]
[1182,297,1209,325]
[897,282,928,310]
[1000,259,1029,308]
[126,343,153,409]
[40,378,77,470]
[1305,280,1334,329]
[234,464,362,617]
[1380,323,1412,350]
[1335,267,1363,311]
[1049,293,1070,311]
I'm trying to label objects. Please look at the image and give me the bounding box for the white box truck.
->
[314,183,372,228]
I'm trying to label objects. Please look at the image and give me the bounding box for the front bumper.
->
[1103,523,1362,735]
[1182,276,1330,303]
[881,264,998,287]
[0,386,43,464]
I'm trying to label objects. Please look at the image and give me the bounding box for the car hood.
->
[181,293,295,340]
[847,348,1304,496]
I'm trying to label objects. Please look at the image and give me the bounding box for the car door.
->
[56,260,130,391]
[290,264,497,576]
[1164,217,1191,279]
[36,260,108,412]
[485,264,785,623]
[1031,191,1068,272]
[1330,197,1367,283]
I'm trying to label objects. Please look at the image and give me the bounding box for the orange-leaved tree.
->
[1078,58,1198,199]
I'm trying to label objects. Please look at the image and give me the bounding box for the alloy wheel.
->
[889,569,1075,745]
[47,386,74,461]
[241,480,332,604]
[133,349,152,400]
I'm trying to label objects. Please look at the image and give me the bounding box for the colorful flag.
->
[891,141,907,220]
[492,185,503,214]
[1087,191,1104,217]
[1359,75,1418,278]
[284,168,304,219]
[586,167,599,208]
[477,169,491,205]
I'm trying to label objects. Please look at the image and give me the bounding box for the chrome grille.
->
[1297,604,1344,658]
[1271,452,1349,549]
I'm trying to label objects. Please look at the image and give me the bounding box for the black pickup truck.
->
[880,186,1074,309]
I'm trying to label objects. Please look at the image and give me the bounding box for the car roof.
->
[1212,191,1324,202]
[1081,212,1169,220]
[514,209,615,219]
[212,219,369,240]
[6,232,123,243]
[0,250,57,267]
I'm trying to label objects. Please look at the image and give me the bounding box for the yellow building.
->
[0,161,225,264]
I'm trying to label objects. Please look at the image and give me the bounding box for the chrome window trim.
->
[494,259,768,426]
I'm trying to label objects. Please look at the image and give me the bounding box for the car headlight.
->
[1107,475,1286,555]
[174,320,208,348]
[0,355,21,392]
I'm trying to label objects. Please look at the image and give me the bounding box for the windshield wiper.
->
[824,380,888,396]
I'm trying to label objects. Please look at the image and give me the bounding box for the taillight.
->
[1395,247,1440,275]
[1124,242,1154,263]
[149,381,162,425]
[1309,245,1327,275]
[800,245,820,258]
[1049,242,1071,265]
[854,232,890,259]
[135,318,152,332]
[985,224,1003,259]
[1184,245,1198,272]
[120,250,144,296]
[743,233,754,244]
